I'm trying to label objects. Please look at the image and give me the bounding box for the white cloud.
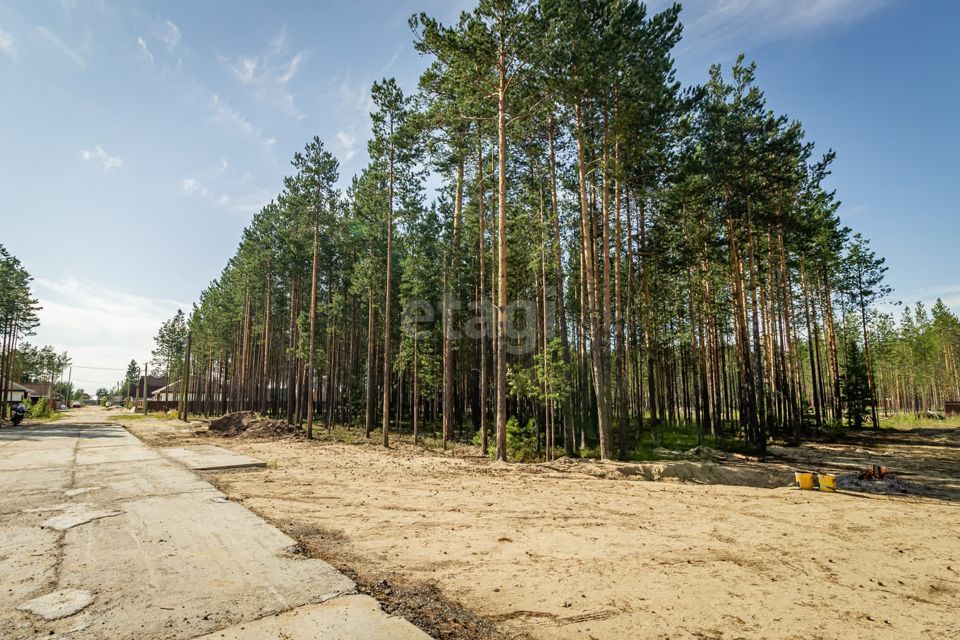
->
[220,29,306,118]
[80,146,123,171]
[209,92,256,136]
[158,20,180,50]
[37,25,86,67]
[229,56,258,83]
[181,178,208,197]
[31,277,188,391]
[277,52,303,84]
[335,130,358,162]
[657,0,889,56]
[0,26,17,61]
[136,36,154,64]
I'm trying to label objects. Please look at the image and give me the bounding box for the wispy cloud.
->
[181,178,208,197]
[37,25,86,67]
[209,92,256,136]
[335,130,358,162]
[0,26,17,61]
[659,0,889,56]
[338,76,374,115]
[80,146,123,171]
[136,36,154,64]
[223,188,273,216]
[220,28,307,118]
[158,19,180,50]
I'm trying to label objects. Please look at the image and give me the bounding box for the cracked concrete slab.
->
[41,504,125,531]
[64,486,101,497]
[17,589,94,620]
[193,594,430,639]
[160,444,267,470]
[0,413,429,639]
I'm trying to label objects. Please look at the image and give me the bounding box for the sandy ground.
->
[122,415,960,640]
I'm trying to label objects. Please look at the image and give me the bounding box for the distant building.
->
[127,376,168,398]
[150,380,196,402]
[19,382,62,409]
[2,380,31,405]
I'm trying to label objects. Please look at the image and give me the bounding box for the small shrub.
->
[471,429,493,456]
[506,416,538,462]
[28,398,53,419]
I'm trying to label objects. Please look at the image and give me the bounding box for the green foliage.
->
[125,360,140,390]
[28,398,53,419]
[151,310,188,378]
[820,420,848,442]
[506,416,539,462]
[842,338,871,428]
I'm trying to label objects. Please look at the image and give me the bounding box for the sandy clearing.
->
[123,416,960,639]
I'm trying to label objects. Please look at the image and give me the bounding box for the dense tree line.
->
[157,0,957,460]
[873,300,960,416]
[0,245,41,419]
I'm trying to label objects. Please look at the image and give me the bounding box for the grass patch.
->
[31,412,67,423]
[876,413,960,430]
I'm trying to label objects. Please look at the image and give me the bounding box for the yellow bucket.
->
[819,474,837,493]
[795,472,815,490]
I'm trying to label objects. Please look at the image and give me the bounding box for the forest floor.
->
[120,414,960,640]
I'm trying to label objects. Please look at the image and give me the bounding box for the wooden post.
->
[180,332,192,421]
[142,362,149,415]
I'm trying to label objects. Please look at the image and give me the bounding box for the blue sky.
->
[0,0,957,391]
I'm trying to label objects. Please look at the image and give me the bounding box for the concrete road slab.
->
[194,594,429,640]
[0,445,74,471]
[73,427,143,448]
[75,444,163,466]
[0,412,428,639]
[0,525,60,611]
[72,458,216,502]
[61,493,355,638]
[0,466,70,512]
[161,444,267,470]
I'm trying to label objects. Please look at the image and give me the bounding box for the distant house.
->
[2,380,31,405]
[150,380,196,402]
[127,376,169,399]
[20,383,62,409]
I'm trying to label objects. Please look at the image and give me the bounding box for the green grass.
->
[875,413,960,430]
[38,412,67,423]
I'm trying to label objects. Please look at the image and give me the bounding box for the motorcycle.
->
[11,407,25,426]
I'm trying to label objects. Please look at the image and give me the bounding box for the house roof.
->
[20,382,58,397]
[2,380,31,392]
[151,380,182,396]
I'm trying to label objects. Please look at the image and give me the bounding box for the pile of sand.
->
[544,456,794,488]
[208,411,304,439]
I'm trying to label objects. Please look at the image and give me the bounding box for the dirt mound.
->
[544,457,794,489]
[208,411,304,439]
